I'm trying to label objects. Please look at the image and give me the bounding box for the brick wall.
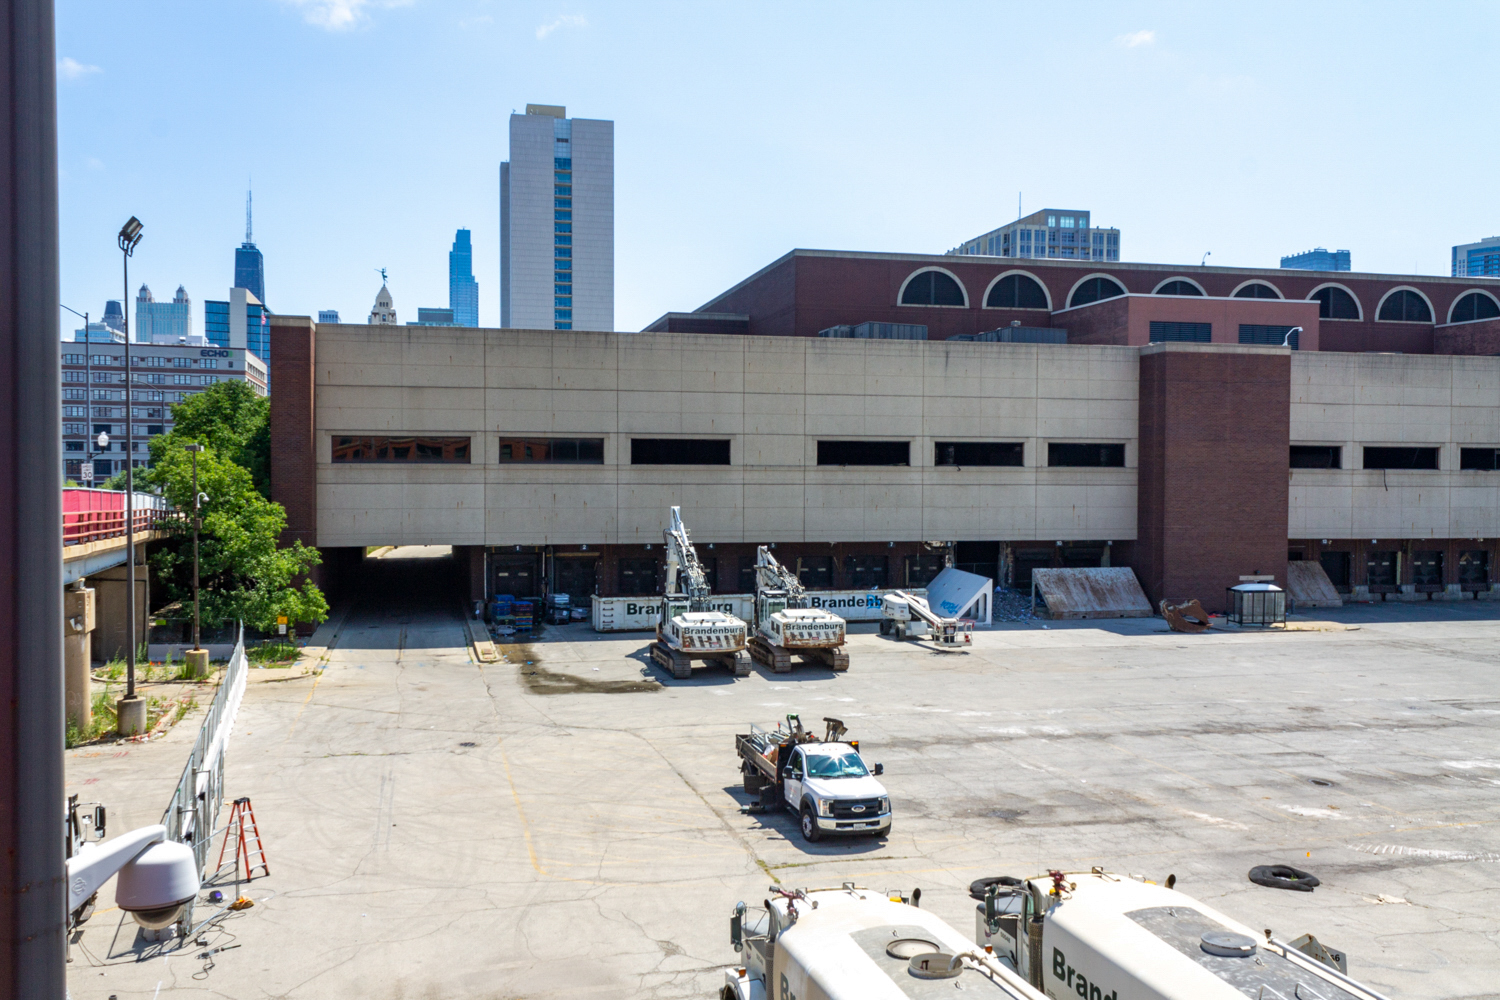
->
[269,316,317,556]
[1136,344,1290,613]
[1434,318,1500,354]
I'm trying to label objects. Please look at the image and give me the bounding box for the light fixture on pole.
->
[183,443,209,678]
[117,216,146,736]
[1282,326,1303,349]
[61,304,92,485]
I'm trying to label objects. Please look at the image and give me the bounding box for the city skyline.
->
[54,2,1500,332]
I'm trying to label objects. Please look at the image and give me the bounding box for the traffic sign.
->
[80,462,93,481]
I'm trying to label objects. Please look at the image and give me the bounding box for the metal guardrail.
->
[160,624,247,877]
[62,487,180,546]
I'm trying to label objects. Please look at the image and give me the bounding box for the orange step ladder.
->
[216,796,270,880]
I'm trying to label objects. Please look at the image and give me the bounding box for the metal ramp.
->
[1030,567,1152,619]
[1286,561,1343,608]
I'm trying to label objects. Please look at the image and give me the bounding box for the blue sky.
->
[56,0,1500,334]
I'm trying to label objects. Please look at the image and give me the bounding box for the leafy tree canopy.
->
[146,443,327,631]
[100,380,270,497]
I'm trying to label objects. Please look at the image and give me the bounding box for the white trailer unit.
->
[722,883,1049,1000]
[974,870,1391,1000]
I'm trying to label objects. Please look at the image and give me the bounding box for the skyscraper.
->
[134,284,194,343]
[449,228,479,326]
[948,209,1120,262]
[1281,248,1351,271]
[1453,236,1500,277]
[235,188,266,303]
[203,287,269,363]
[500,104,613,331]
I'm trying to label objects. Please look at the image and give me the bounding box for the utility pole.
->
[1,0,68,991]
[184,443,208,678]
[117,216,144,735]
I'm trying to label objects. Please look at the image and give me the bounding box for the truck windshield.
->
[804,752,869,778]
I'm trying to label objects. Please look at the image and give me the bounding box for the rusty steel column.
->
[0,0,67,995]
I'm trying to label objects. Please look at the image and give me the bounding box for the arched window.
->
[1378,289,1432,323]
[1068,276,1126,308]
[901,269,966,306]
[1449,292,1500,324]
[1234,283,1281,299]
[1312,286,1360,320]
[985,273,1048,309]
[1155,279,1204,296]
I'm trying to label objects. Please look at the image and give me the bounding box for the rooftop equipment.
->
[818,321,928,340]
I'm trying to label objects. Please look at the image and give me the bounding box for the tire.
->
[879,618,892,636]
[800,803,822,842]
[1248,864,1320,892]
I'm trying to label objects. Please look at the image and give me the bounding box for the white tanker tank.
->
[721,883,1047,1000]
[974,869,1392,1000]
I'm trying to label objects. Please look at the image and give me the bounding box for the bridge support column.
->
[63,584,94,730]
[91,542,149,663]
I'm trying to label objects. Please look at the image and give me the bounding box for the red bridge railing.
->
[63,488,179,546]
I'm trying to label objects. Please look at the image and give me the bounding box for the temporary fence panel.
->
[161,624,248,877]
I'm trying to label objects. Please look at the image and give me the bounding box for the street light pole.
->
[116,216,145,735]
[60,305,89,485]
[184,443,207,678]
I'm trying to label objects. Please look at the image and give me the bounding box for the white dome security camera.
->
[66,824,201,934]
[116,839,199,929]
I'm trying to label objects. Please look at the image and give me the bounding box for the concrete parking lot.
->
[67,550,1500,999]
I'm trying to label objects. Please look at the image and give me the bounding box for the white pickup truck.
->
[736,715,891,841]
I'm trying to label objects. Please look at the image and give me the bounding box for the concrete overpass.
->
[62,488,179,725]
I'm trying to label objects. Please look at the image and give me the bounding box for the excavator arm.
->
[754,546,807,605]
[664,506,713,611]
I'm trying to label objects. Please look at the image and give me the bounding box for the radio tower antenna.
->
[245,182,253,244]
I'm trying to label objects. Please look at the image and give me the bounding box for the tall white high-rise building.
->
[500,104,613,331]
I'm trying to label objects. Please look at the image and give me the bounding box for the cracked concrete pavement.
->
[66,549,1500,998]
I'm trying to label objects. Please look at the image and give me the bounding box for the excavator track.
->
[808,646,850,672]
[650,641,694,680]
[748,635,794,673]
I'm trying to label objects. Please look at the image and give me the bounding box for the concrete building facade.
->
[269,319,1500,615]
[500,104,613,332]
[62,339,268,482]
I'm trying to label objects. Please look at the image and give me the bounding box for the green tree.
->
[99,381,270,496]
[147,443,327,631]
[151,380,270,496]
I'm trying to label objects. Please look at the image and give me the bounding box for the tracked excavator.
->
[747,546,849,673]
[650,506,750,680]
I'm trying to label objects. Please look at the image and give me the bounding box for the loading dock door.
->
[1320,551,1350,591]
[492,553,540,598]
[553,555,599,605]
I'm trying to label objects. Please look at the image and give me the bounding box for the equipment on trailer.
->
[735,715,889,841]
[973,869,1392,1000]
[880,589,973,645]
[720,883,1047,1000]
[747,545,848,673]
[650,506,750,680]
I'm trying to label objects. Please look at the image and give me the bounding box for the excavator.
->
[651,506,751,680]
[747,546,849,673]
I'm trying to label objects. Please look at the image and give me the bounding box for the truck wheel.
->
[879,619,892,636]
[800,803,822,842]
